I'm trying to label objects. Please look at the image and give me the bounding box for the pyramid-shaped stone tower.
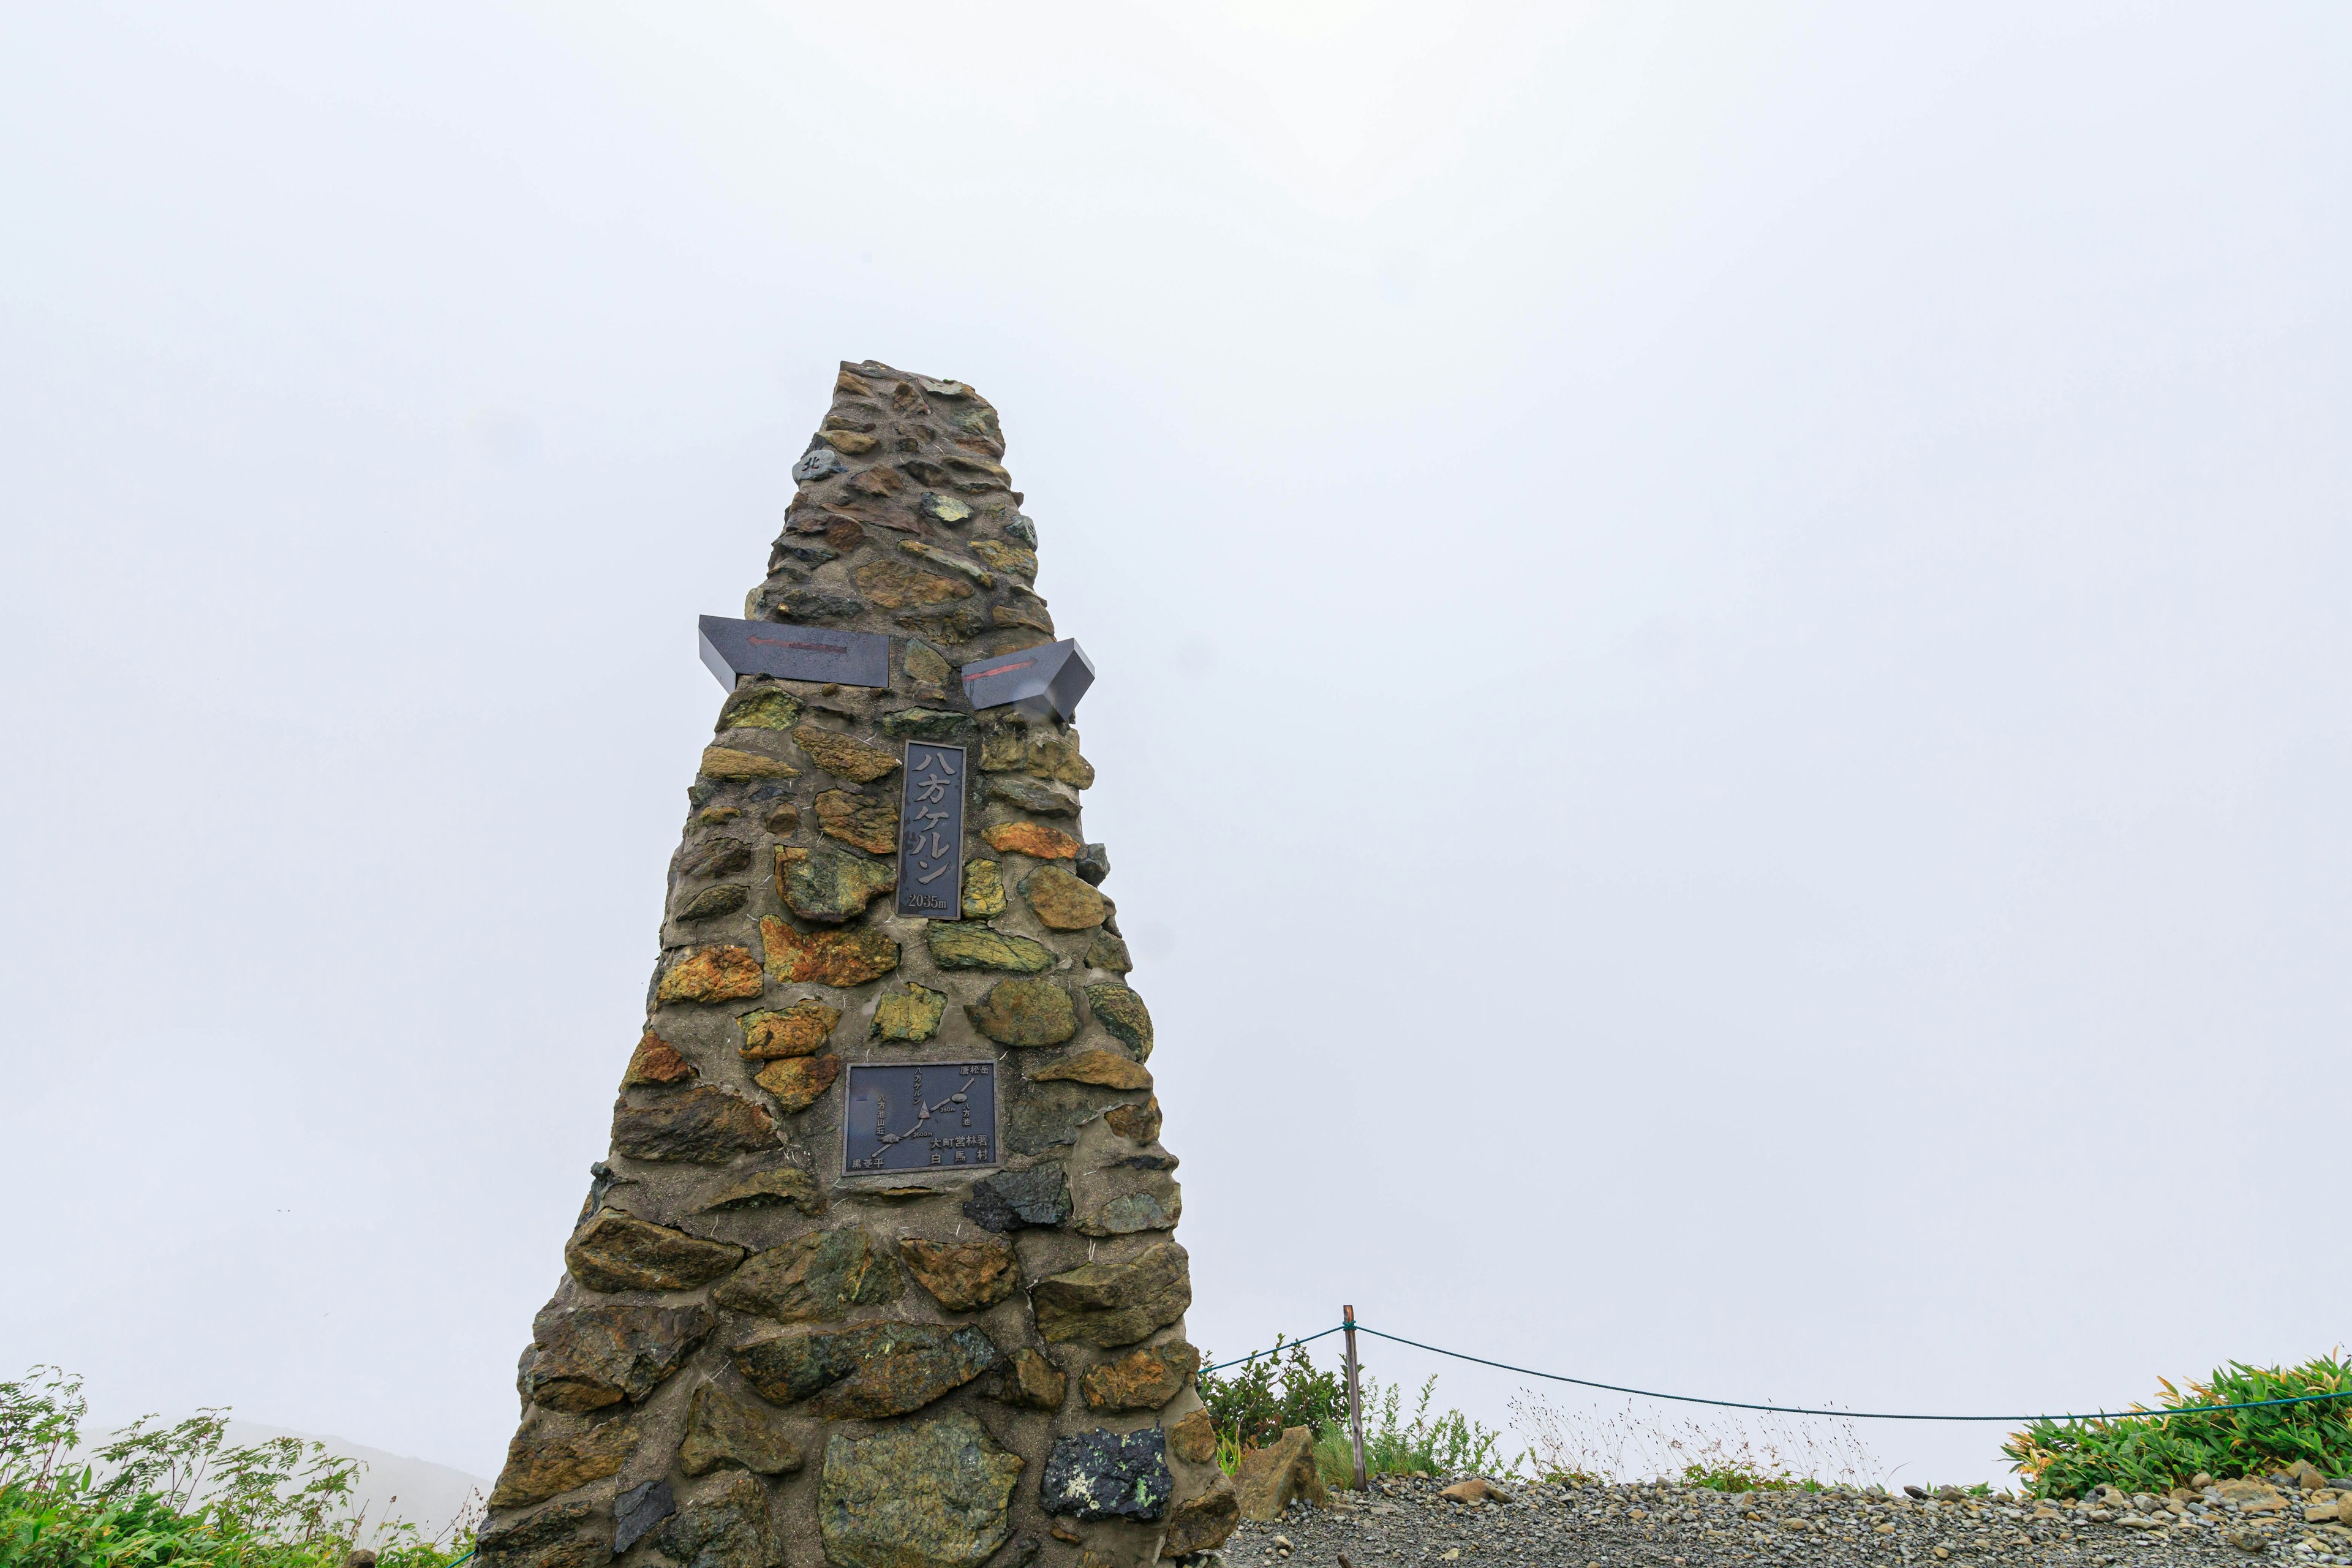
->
[479,363,1231,1568]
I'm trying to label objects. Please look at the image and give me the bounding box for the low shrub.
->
[1,1365,474,1568]
[2003,1354,2352,1498]
[1195,1338,1509,1484]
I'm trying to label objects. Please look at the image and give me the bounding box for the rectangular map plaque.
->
[895,741,967,919]
[699,615,889,690]
[843,1061,998,1175]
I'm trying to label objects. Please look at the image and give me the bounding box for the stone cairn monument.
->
[479,362,1234,1568]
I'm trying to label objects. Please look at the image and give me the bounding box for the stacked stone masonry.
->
[482,362,1222,1568]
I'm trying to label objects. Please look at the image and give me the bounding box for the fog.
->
[4,2,2348,1490]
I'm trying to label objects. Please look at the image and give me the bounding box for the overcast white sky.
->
[4,2,2348,1491]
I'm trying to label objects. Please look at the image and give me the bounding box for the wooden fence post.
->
[1343,1304,1368,1490]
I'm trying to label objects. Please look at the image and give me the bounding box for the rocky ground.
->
[1224,1474,2352,1568]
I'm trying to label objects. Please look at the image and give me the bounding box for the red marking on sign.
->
[750,636,850,654]
[963,658,1038,682]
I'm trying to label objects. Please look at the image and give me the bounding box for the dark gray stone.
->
[1005,1081,1119,1157]
[613,1479,676,1553]
[1075,843,1110,886]
[1006,514,1038,548]
[678,884,749,921]
[961,1163,1072,1232]
[1041,1428,1173,1521]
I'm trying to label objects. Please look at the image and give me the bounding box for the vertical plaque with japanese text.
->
[895,741,966,918]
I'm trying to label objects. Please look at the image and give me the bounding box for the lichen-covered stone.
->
[878,708,976,744]
[1073,1186,1181,1237]
[1162,1477,1241,1557]
[656,1470,772,1568]
[657,945,766,1003]
[818,1414,1023,1568]
[613,1479,676,1555]
[732,1321,1000,1419]
[477,1496,602,1568]
[904,641,952,685]
[791,723,902,783]
[1026,1049,1150,1091]
[1166,1409,1217,1466]
[917,491,976,528]
[1006,1083,1121,1157]
[698,1168,823,1216]
[1032,1243,1191,1348]
[622,1030,696,1087]
[715,686,802,733]
[611,1087,778,1164]
[1041,1428,1172,1522]
[961,1164,1072,1232]
[869,982,948,1042]
[753,1052,840,1112]
[965,978,1077,1047]
[985,775,1077,815]
[897,1235,1019,1311]
[522,1303,712,1412]
[564,1210,745,1292]
[488,1419,639,1508]
[677,883,749,921]
[763,916,900,987]
[714,1226,902,1323]
[978,723,1092,789]
[815,788,899,854]
[821,429,878,454]
[1082,983,1153,1057]
[1078,1341,1197,1412]
[1104,1098,1163,1143]
[775,844,896,922]
[1020,865,1106,930]
[899,540,993,586]
[960,858,1006,918]
[699,745,799,782]
[737,1000,838,1060]
[990,1348,1067,1411]
[981,821,1080,860]
[1082,932,1132,973]
[854,557,973,610]
[968,538,1037,580]
[679,1382,805,1477]
[993,596,1055,636]
[924,923,1054,974]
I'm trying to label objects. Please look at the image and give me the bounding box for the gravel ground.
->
[1226,1476,2352,1568]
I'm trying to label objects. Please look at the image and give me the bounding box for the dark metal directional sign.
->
[960,638,1096,721]
[699,616,889,690]
[843,1061,998,1175]
[895,741,967,919]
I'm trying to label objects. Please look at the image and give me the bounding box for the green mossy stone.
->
[871,983,949,1043]
[965,978,1077,1047]
[924,923,1054,974]
[716,686,804,733]
[817,1413,1022,1568]
[1084,982,1154,1058]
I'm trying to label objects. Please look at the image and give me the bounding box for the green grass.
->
[1197,1340,1512,1485]
[2002,1354,2352,1498]
[1,1366,473,1568]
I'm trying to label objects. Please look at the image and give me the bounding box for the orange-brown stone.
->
[761,918,900,987]
[1079,1341,1198,1411]
[657,945,766,1003]
[622,1030,696,1086]
[1021,864,1107,930]
[1027,1049,1151,1091]
[791,725,902,784]
[754,1053,840,1113]
[815,789,899,854]
[1167,1408,1218,1465]
[699,745,798,782]
[898,1235,1021,1312]
[737,1001,839,1060]
[981,821,1080,860]
[1104,1097,1163,1143]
